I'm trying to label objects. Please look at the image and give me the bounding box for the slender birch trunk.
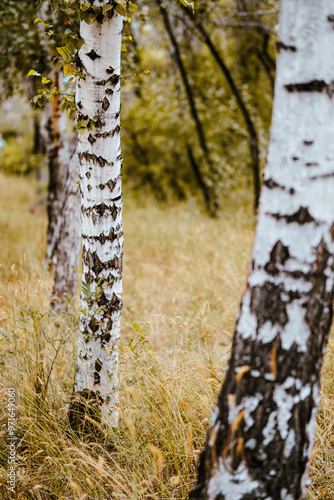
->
[40,68,69,266]
[52,141,81,301]
[71,4,123,426]
[191,1,334,498]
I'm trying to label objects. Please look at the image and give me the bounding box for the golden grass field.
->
[0,173,333,499]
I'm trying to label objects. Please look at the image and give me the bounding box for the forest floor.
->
[0,173,333,499]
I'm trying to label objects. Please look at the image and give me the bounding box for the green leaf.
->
[92,5,102,16]
[81,2,91,12]
[115,4,126,17]
[81,281,91,301]
[73,37,85,51]
[56,46,69,58]
[82,11,97,24]
[102,4,113,13]
[131,2,138,14]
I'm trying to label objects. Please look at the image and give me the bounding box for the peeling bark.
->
[71,3,123,426]
[191,1,334,498]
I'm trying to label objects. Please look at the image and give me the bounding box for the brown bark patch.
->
[86,49,101,60]
[271,206,317,225]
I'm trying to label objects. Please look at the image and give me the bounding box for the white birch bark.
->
[52,140,81,301]
[191,1,334,498]
[40,68,69,266]
[73,4,123,426]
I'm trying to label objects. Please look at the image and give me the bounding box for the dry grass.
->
[0,173,333,499]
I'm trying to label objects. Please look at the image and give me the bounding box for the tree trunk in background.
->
[40,68,69,266]
[52,141,81,301]
[190,1,334,498]
[71,4,123,426]
[185,10,261,212]
[158,0,216,214]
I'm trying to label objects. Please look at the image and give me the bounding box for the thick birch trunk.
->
[191,1,334,498]
[72,5,123,426]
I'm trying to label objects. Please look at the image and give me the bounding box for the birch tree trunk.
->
[52,141,81,301]
[190,1,334,498]
[71,4,123,426]
[40,69,69,266]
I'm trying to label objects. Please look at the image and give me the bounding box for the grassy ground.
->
[0,173,333,499]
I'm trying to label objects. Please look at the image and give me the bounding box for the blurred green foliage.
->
[120,0,278,208]
[0,0,279,209]
[0,96,42,175]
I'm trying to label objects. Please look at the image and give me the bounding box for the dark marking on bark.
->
[82,202,120,222]
[270,206,316,225]
[276,41,296,52]
[330,223,334,241]
[327,15,334,26]
[285,79,334,97]
[87,185,92,191]
[84,272,95,285]
[75,52,85,73]
[86,171,91,179]
[94,359,103,385]
[89,317,100,335]
[310,172,334,181]
[112,124,121,136]
[102,97,110,111]
[86,49,101,60]
[305,240,331,331]
[95,74,120,87]
[264,241,290,276]
[94,130,117,141]
[306,162,319,167]
[77,112,89,123]
[111,195,122,202]
[110,291,122,311]
[83,248,123,278]
[99,184,105,190]
[292,156,299,161]
[304,140,313,146]
[77,101,83,110]
[106,66,114,74]
[101,330,112,345]
[88,134,96,145]
[82,226,122,246]
[78,151,108,168]
[263,178,294,194]
[106,178,117,191]
[105,88,114,95]
[250,282,288,329]
[95,118,104,129]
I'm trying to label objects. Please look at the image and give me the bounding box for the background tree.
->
[190,0,334,498]
[121,0,277,211]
